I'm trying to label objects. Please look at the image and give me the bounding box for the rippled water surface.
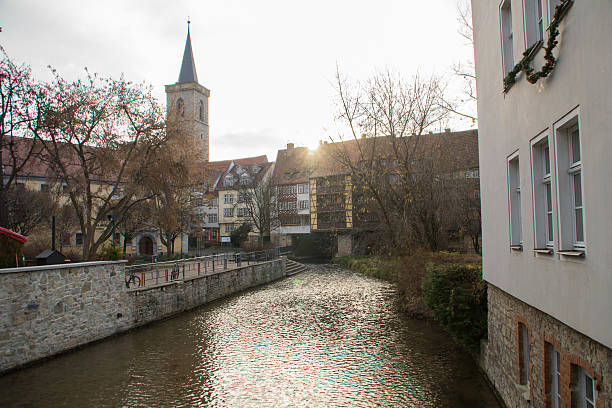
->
[0,265,500,407]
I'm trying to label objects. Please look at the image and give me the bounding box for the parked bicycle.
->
[170,262,180,280]
[125,271,141,289]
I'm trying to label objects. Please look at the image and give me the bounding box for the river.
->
[0,265,500,407]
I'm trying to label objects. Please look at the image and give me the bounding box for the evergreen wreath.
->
[503,0,574,92]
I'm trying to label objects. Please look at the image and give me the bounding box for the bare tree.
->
[439,0,477,124]
[5,186,55,235]
[240,176,274,244]
[332,68,455,253]
[0,48,42,227]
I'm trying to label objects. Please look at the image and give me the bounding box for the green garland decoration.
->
[503,0,574,92]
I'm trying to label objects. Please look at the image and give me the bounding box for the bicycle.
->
[125,272,141,289]
[170,262,180,280]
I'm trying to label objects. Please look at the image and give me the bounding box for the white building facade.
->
[472,1,612,407]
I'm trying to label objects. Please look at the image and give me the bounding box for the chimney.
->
[287,143,294,150]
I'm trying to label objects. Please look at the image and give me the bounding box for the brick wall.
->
[485,284,611,408]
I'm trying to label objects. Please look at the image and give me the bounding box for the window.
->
[199,100,204,121]
[545,343,561,408]
[508,153,523,247]
[251,165,261,173]
[113,232,121,246]
[237,207,251,217]
[548,0,562,25]
[61,232,71,247]
[288,201,297,210]
[500,0,515,76]
[555,112,585,250]
[531,135,554,248]
[208,213,217,223]
[177,98,185,117]
[466,169,480,179]
[570,365,596,408]
[62,184,70,195]
[224,224,235,233]
[518,323,530,386]
[223,208,234,218]
[299,200,309,210]
[75,232,83,247]
[224,194,234,204]
[240,174,250,186]
[15,182,25,190]
[40,183,49,193]
[524,0,543,47]
[223,176,234,187]
[474,189,480,199]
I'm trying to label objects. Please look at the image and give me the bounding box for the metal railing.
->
[124,248,281,290]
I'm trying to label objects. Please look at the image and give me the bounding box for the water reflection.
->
[0,265,500,407]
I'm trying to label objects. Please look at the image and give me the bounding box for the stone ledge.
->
[0,260,127,274]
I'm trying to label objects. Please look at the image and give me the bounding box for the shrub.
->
[98,245,124,261]
[421,263,487,352]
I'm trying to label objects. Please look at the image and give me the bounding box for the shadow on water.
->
[0,265,501,408]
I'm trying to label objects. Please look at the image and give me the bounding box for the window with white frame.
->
[546,343,562,408]
[299,200,308,210]
[570,365,596,408]
[223,208,234,218]
[208,213,217,223]
[531,135,554,248]
[508,154,523,247]
[224,224,235,233]
[224,193,234,204]
[524,0,543,47]
[555,113,585,250]
[500,0,515,76]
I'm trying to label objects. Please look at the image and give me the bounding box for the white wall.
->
[473,0,612,348]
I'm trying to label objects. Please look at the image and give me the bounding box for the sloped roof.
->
[271,146,314,185]
[217,156,272,191]
[177,23,198,84]
[310,129,479,178]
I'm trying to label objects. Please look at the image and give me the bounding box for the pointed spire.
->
[177,20,198,84]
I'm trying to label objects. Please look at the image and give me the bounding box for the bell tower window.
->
[177,98,185,117]
[199,100,204,121]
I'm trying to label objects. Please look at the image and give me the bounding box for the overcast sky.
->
[1,0,474,162]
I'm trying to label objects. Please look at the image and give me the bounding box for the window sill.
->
[533,248,553,255]
[510,245,523,252]
[559,250,585,257]
[515,383,531,402]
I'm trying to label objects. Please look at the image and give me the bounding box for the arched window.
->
[199,100,204,121]
[177,98,185,118]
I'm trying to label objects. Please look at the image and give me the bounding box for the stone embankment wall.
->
[0,258,286,374]
[484,284,612,408]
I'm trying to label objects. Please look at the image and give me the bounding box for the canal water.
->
[0,265,501,407]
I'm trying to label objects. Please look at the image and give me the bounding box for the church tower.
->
[165,21,211,161]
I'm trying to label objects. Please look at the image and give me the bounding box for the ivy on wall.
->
[503,0,574,92]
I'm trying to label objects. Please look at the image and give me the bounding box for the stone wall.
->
[130,260,286,326]
[0,258,286,374]
[0,261,132,374]
[484,284,612,408]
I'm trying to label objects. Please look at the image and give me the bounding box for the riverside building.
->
[472,1,612,406]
